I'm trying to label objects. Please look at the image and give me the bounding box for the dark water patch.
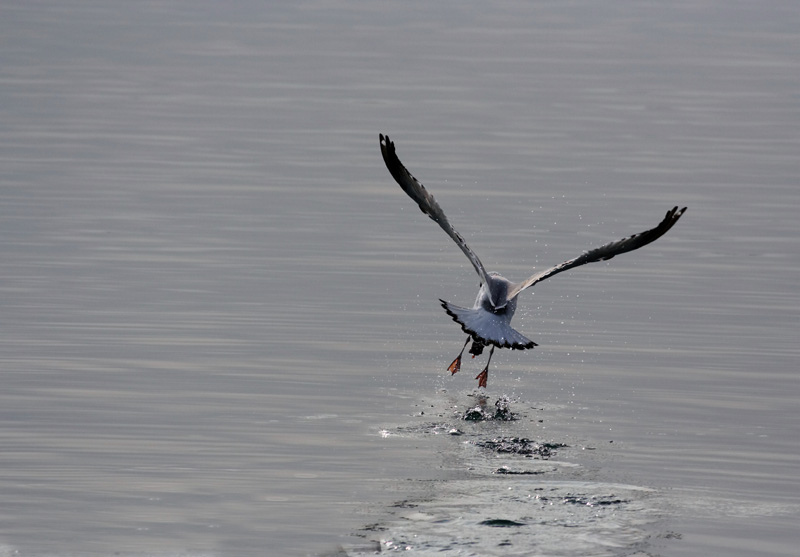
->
[560,494,629,507]
[359,523,386,532]
[480,518,527,527]
[389,500,419,509]
[494,465,547,475]
[385,395,530,439]
[462,396,517,421]
[474,437,567,459]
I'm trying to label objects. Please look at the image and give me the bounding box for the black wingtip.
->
[379,134,396,162]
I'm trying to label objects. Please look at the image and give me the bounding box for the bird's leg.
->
[475,346,495,389]
[447,337,471,375]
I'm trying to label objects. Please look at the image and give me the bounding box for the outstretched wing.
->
[507,206,686,300]
[380,133,495,305]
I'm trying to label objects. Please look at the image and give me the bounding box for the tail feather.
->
[440,300,536,350]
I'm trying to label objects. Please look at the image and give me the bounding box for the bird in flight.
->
[379,134,685,388]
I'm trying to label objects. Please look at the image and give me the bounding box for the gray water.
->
[1,1,799,555]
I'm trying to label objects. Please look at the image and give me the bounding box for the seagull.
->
[379,134,686,388]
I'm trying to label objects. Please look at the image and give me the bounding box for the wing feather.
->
[380,134,495,304]
[507,206,686,300]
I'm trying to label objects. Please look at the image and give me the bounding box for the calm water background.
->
[1,1,799,555]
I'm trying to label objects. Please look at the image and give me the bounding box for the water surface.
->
[1,1,799,555]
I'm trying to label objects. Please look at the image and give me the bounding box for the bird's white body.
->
[441,273,535,350]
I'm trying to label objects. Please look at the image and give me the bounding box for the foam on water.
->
[338,393,670,556]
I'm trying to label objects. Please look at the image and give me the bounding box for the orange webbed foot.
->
[475,368,488,388]
[447,355,462,375]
